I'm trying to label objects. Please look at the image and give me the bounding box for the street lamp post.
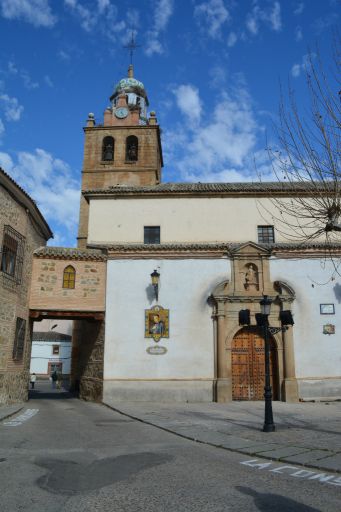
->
[260,295,275,432]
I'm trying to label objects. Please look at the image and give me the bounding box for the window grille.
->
[144,226,160,244]
[0,225,25,284]
[13,317,26,360]
[257,225,275,244]
[63,265,76,289]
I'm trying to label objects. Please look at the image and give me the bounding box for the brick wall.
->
[78,124,162,247]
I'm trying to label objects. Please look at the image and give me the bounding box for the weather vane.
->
[124,32,141,66]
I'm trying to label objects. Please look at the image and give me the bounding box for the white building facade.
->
[29,65,341,404]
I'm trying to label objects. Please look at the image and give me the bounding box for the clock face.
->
[115,107,128,119]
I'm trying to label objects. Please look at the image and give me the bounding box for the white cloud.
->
[227,31,237,47]
[291,63,301,78]
[295,26,303,41]
[44,75,53,87]
[21,70,39,90]
[64,0,126,40]
[194,0,230,39]
[0,148,80,245]
[0,94,24,121]
[164,80,263,182]
[291,52,315,78]
[0,150,12,168]
[173,84,202,124]
[0,0,56,27]
[58,50,71,61]
[145,0,174,56]
[294,2,304,15]
[0,118,5,138]
[246,1,282,36]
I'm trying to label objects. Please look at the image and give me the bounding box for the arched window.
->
[126,135,138,162]
[63,265,76,289]
[102,136,114,161]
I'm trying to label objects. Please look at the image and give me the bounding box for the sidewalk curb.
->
[104,403,341,475]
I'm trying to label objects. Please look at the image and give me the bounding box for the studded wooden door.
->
[232,327,278,401]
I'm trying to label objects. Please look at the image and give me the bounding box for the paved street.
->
[0,383,340,511]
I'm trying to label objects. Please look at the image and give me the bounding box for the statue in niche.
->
[244,264,259,290]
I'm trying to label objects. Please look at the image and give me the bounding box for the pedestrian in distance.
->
[30,372,37,390]
[51,370,58,389]
[56,371,62,390]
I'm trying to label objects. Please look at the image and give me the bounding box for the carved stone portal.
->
[211,242,298,404]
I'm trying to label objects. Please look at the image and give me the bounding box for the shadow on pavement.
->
[28,380,77,400]
[236,486,322,511]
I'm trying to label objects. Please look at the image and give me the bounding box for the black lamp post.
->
[260,295,275,432]
[150,269,160,302]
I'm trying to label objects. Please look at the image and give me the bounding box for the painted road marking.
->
[3,409,39,427]
[240,459,341,487]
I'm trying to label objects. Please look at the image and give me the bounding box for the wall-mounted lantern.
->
[150,269,160,302]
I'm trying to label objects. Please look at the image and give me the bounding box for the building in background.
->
[28,65,341,405]
[0,168,52,404]
[30,330,72,378]
[30,319,73,378]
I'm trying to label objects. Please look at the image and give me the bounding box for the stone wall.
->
[30,258,106,312]
[0,183,47,405]
[71,319,104,402]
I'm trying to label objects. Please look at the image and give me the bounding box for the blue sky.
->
[0,0,339,247]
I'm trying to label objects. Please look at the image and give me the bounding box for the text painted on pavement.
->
[3,409,39,427]
[241,459,341,487]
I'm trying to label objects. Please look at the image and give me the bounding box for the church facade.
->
[29,66,341,404]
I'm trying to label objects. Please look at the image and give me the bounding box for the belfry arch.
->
[210,242,298,403]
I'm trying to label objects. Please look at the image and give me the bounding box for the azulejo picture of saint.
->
[145,305,169,342]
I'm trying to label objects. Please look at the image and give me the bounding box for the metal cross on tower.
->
[124,32,141,66]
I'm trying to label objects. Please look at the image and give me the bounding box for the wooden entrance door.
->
[232,327,278,401]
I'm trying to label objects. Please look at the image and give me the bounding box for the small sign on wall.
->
[320,304,335,315]
[323,324,335,335]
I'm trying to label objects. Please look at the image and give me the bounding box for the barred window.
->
[13,317,26,360]
[257,225,275,244]
[0,225,25,283]
[63,265,76,289]
[144,226,160,244]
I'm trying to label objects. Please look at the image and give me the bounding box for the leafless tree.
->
[261,37,341,247]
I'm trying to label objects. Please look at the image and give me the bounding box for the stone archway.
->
[231,327,279,401]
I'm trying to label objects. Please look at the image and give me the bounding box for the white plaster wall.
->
[270,258,341,379]
[30,342,72,375]
[104,258,229,380]
[88,197,300,244]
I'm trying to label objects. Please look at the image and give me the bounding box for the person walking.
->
[30,372,37,390]
[56,371,62,390]
[51,370,58,389]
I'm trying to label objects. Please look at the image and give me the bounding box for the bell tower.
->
[77,65,163,248]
